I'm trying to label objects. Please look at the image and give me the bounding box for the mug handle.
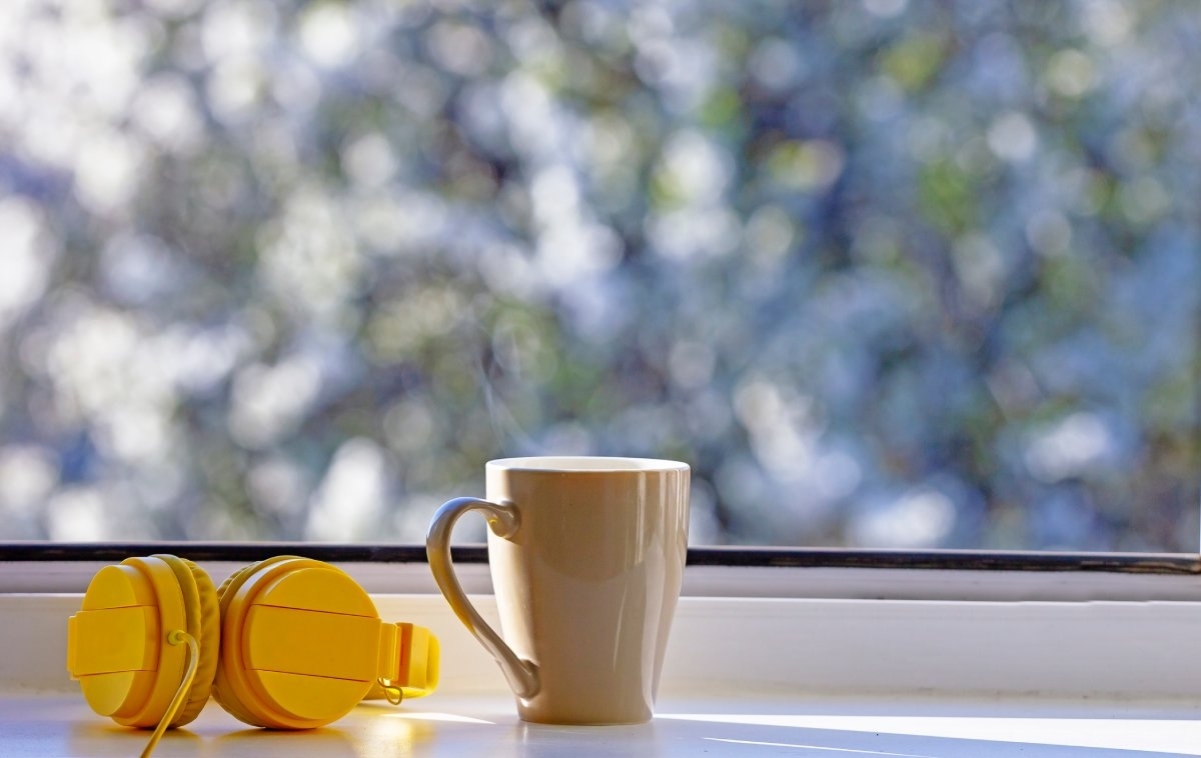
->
[426,497,540,699]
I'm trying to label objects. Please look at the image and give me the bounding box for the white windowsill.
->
[7,691,1201,757]
[4,562,1201,756]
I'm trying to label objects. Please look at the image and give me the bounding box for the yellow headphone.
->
[66,554,439,756]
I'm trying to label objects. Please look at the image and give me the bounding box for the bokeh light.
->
[0,0,1198,550]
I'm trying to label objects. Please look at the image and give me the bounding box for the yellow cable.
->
[140,630,199,758]
[375,678,404,705]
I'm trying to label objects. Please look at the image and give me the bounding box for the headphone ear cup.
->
[214,560,265,608]
[68,555,214,729]
[210,556,300,728]
[211,557,383,729]
[153,555,220,728]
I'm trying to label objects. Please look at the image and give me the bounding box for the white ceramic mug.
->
[426,457,690,724]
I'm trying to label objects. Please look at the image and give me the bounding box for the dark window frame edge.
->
[1,543,1198,575]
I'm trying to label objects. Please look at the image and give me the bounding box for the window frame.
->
[3,542,1199,601]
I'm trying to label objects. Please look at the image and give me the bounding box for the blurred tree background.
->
[0,0,1198,549]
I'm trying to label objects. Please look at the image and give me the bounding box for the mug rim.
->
[487,456,690,473]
